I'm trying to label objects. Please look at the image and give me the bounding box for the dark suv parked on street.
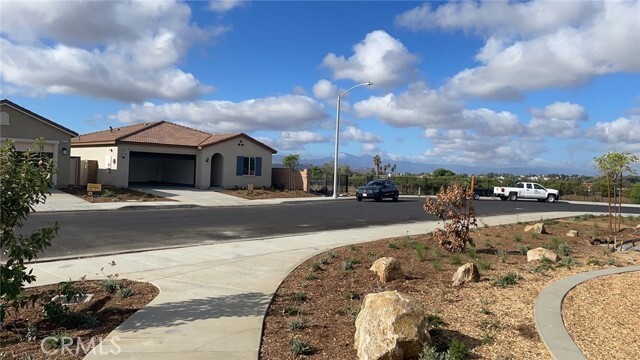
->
[355,180,399,202]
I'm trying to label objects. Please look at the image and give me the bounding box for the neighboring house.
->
[71,121,277,189]
[1,99,78,187]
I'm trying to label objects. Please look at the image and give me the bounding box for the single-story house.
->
[71,121,277,189]
[1,99,78,187]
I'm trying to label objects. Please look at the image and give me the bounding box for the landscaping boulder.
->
[354,291,430,360]
[524,223,546,234]
[370,257,405,283]
[566,230,579,237]
[527,247,560,262]
[451,263,480,287]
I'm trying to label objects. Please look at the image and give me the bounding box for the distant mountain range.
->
[273,153,594,176]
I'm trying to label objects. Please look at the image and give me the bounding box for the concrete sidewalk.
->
[24,211,606,360]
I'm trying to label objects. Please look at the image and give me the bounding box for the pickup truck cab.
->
[493,182,559,202]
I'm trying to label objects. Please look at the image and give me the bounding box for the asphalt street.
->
[19,198,640,260]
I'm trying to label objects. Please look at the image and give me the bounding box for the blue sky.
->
[1,0,639,174]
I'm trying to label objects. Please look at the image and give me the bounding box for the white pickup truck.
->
[493,182,559,202]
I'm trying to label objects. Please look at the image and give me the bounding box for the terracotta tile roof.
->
[72,122,161,145]
[72,121,277,153]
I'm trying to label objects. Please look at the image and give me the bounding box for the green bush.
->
[291,292,308,302]
[289,336,315,355]
[491,272,522,287]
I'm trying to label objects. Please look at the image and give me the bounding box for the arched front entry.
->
[210,153,223,187]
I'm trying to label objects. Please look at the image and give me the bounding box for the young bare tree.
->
[594,151,639,233]
[423,183,477,252]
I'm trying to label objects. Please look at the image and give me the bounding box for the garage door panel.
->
[129,151,195,186]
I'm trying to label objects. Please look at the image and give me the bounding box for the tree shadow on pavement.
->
[116,291,272,332]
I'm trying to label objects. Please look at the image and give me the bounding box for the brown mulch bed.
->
[1,279,159,359]
[220,188,319,200]
[563,271,640,360]
[260,216,640,359]
[60,186,172,203]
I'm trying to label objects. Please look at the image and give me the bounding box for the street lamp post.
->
[333,81,373,198]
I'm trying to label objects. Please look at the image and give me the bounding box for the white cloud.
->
[398,1,640,100]
[396,1,601,38]
[422,130,548,166]
[586,116,640,152]
[208,0,246,13]
[275,131,329,150]
[353,82,464,128]
[463,108,524,136]
[312,79,338,100]
[0,0,219,102]
[341,126,383,143]
[110,95,328,133]
[361,143,379,154]
[527,102,588,138]
[321,30,418,88]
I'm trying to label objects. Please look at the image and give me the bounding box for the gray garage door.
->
[129,152,196,186]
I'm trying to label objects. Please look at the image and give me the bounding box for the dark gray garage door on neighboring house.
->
[129,151,196,186]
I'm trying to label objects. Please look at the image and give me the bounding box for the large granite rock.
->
[370,257,405,283]
[354,291,430,360]
[451,263,480,287]
[527,247,560,262]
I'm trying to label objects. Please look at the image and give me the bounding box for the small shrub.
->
[345,306,360,319]
[326,250,337,258]
[449,254,463,265]
[482,332,496,345]
[310,262,323,272]
[586,258,602,266]
[432,247,443,258]
[58,282,85,303]
[78,312,100,328]
[25,324,38,342]
[557,256,577,268]
[342,258,361,271]
[431,258,443,271]
[531,233,540,240]
[545,237,562,252]
[291,292,308,302]
[447,339,470,360]
[427,314,446,328]
[347,244,357,251]
[43,331,73,350]
[283,307,301,316]
[304,272,317,280]
[479,318,500,331]
[532,257,555,273]
[415,246,427,261]
[477,259,492,271]
[465,247,477,260]
[518,245,531,256]
[116,287,134,298]
[491,272,522,287]
[288,318,309,330]
[101,278,120,293]
[557,242,572,256]
[388,242,400,249]
[319,257,329,265]
[513,234,522,242]
[483,240,494,249]
[606,257,617,266]
[344,291,360,300]
[289,336,315,356]
[498,249,508,263]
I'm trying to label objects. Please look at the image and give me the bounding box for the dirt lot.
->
[260,215,640,359]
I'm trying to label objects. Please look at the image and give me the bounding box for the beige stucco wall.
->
[1,105,73,187]
[71,135,274,189]
[200,136,273,189]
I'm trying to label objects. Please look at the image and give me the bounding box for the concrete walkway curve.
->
[535,266,640,360]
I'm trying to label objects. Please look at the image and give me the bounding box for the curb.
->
[534,266,640,360]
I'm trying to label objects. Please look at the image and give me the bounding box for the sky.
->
[1,0,639,175]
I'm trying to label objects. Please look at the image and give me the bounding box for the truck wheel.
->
[500,196,508,201]
[508,193,517,201]
[546,194,557,203]
[473,193,480,201]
